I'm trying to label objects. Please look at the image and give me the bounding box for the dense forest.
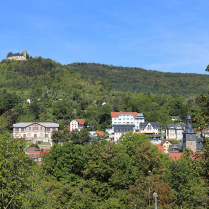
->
[0,56,209,208]
[0,57,204,133]
[66,62,209,95]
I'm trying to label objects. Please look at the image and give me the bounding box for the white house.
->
[165,124,186,140]
[68,119,85,131]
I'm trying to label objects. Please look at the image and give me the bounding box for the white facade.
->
[69,119,85,131]
[111,112,144,141]
[139,123,160,134]
[70,120,79,131]
[13,121,59,145]
[165,124,185,140]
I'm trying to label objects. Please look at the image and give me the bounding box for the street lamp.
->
[153,192,158,209]
[148,170,151,206]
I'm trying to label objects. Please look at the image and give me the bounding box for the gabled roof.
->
[166,123,186,129]
[140,122,161,128]
[13,121,59,128]
[111,112,138,117]
[95,131,104,136]
[161,140,171,146]
[71,119,85,125]
[89,131,104,136]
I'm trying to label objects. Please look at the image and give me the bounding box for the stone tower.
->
[183,112,197,151]
[23,50,27,59]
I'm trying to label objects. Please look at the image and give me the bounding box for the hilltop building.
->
[7,50,27,61]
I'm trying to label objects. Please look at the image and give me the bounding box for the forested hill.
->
[66,62,209,95]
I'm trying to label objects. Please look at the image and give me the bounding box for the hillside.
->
[0,57,204,132]
[66,62,209,95]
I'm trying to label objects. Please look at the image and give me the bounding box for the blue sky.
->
[1,0,209,74]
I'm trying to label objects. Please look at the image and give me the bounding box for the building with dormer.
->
[139,122,162,139]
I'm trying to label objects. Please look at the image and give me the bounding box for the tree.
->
[29,144,40,149]
[69,128,90,144]
[30,99,40,120]
[43,142,86,182]
[167,155,208,208]
[6,52,13,57]
[0,132,35,208]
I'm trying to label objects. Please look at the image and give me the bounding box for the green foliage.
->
[43,132,174,208]
[66,62,209,95]
[6,52,13,57]
[167,155,208,208]
[29,143,40,149]
[0,132,35,208]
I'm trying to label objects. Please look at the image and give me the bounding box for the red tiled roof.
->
[73,119,85,125]
[161,140,168,146]
[27,151,41,154]
[95,131,104,136]
[28,147,40,151]
[44,148,51,151]
[111,112,138,117]
[169,152,182,160]
[39,151,50,157]
[156,144,165,154]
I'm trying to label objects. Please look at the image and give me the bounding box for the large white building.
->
[13,121,59,145]
[111,112,144,141]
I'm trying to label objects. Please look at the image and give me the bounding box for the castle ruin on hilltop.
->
[7,49,27,61]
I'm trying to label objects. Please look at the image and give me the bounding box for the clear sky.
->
[1,0,209,74]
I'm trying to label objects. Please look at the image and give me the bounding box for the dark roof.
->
[196,138,203,151]
[166,124,186,129]
[8,53,24,57]
[140,122,161,128]
[169,144,183,152]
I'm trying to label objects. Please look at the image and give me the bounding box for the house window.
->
[36,127,39,130]
[32,127,35,130]
[28,127,31,131]
[45,134,48,137]
[47,128,50,131]
[40,127,42,130]
[15,128,19,131]
[21,128,24,131]
[34,134,37,137]
[23,134,26,138]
